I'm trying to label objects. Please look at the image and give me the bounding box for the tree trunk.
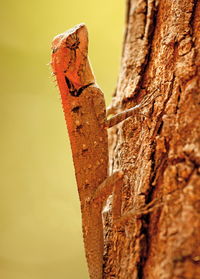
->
[103,0,200,278]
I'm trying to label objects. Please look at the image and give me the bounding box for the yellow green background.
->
[0,1,124,278]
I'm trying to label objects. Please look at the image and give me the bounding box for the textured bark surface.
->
[103,0,200,278]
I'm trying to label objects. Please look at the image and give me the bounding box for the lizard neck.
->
[66,58,95,88]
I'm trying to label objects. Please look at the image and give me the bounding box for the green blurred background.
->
[0,1,124,278]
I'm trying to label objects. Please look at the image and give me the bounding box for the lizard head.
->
[51,23,95,89]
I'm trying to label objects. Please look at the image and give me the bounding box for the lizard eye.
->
[72,41,80,48]
[66,36,80,50]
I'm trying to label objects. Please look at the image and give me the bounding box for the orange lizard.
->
[51,23,157,279]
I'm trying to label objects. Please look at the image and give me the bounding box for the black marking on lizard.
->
[66,40,80,51]
[52,47,58,54]
[65,33,80,51]
[72,106,81,113]
[65,76,94,97]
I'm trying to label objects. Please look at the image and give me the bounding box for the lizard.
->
[51,23,158,279]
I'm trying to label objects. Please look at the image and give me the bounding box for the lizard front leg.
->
[105,90,160,128]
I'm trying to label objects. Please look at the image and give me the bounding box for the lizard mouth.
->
[51,34,64,54]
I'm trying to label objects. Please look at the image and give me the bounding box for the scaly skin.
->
[51,23,159,279]
[52,23,115,279]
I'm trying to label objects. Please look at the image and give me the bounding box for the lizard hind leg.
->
[92,170,124,230]
[92,170,125,225]
[86,171,123,279]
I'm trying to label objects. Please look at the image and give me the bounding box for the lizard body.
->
[52,24,121,279]
[51,23,157,279]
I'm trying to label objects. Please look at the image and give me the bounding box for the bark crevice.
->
[104,0,200,278]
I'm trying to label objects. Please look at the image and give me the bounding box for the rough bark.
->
[103,0,200,278]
